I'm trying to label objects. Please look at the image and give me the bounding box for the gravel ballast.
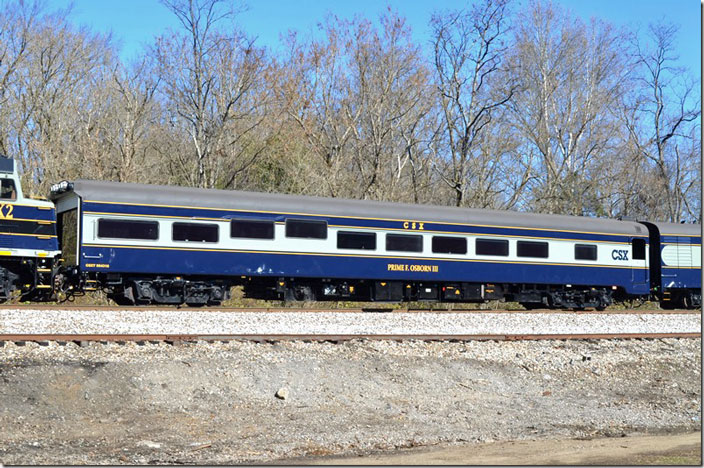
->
[0,337,700,464]
[0,309,700,335]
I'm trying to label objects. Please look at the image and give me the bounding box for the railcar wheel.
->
[680,293,692,309]
[594,296,608,311]
[286,285,316,302]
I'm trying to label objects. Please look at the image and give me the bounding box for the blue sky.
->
[44,0,701,76]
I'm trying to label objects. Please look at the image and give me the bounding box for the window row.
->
[96,218,603,261]
[97,218,328,243]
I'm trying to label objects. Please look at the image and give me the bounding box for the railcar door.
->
[630,238,649,289]
[676,236,693,288]
[677,236,692,269]
[54,194,81,267]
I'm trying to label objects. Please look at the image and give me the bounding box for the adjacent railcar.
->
[0,158,60,301]
[50,179,658,308]
[641,221,701,308]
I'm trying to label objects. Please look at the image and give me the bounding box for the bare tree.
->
[346,11,435,201]
[0,1,114,194]
[509,1,628,216]
[278,19,360,198]
[154,0,272,189]
[280,11,436,202]
[431,0,518,207]
[103,58,161,182]
[618,21,701,222]
[0,0,40,156]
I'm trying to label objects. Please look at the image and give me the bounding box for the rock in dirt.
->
[276,387,290,400]
[137,440,161,449]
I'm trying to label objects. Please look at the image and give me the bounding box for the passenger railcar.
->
[46,179,682,309]
[640,221,701,308]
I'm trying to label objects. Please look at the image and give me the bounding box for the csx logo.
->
[402,221,425,230]
[612,249,629,261]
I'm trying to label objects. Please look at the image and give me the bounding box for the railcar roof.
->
[647,221,702,237]
[60,179,653,236]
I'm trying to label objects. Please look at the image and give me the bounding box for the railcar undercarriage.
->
[241,277,619,310]
[0,258,56,303]
[48,271,700,310]
[660,289,702,309]
[88,275,231,307]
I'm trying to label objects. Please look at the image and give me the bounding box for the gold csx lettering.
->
[0,204,14,219]
[402,221,425,230]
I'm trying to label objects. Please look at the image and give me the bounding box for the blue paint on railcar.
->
[659,234,702,290]
[79,244,650,295]
[82,201,645,244]
[661,267,700,289]
[0,234,58,251]
[660,236,702,245]
[9,204,57,222]
[0,203,58,252]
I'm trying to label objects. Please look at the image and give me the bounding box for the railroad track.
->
[0,304,697,314]
[0,332,700,345]
[1,306,699,345]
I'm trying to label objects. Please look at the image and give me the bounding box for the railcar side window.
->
[575,244,597,261]
[98,219,159,240]
[517,240,549,258]
[475,238,509,256]
[386,233,423,252]
[172,222,218,243]
[285,219,327,239]
[432,236,467,255]
[337,231,376,250]
[0,179,16,200]
[632,238,646,260]
[230,219,274,239]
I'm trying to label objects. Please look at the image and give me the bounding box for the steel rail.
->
[0,304,697,314]
[0,332,700,345]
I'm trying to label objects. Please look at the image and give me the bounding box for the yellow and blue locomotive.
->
[0,157,60,301]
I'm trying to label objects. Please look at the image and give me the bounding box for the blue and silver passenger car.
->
[49,179,673,309]
[640,221,701,308]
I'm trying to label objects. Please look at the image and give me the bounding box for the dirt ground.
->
[299,432,702,465]
[0,338,700,465]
